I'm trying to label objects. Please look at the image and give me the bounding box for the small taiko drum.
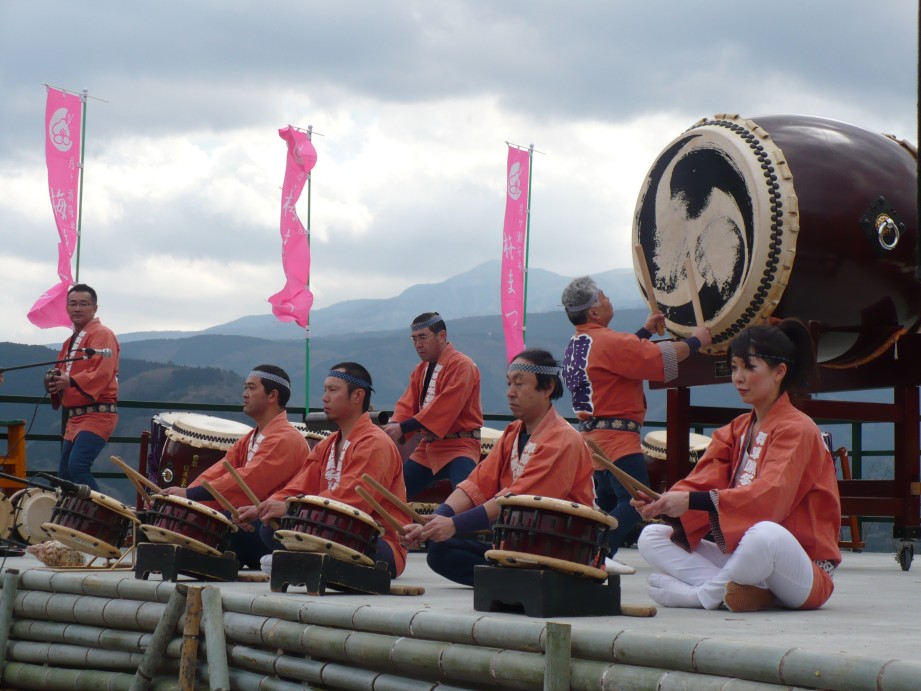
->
[275,495,384,567]
[642,430,713,494]
[486,495,618,581]
[42,490,140,559]
[290,422,331,450]
[10,488,58,545]
[140,494,237,557]
[146,411,183,486]
[0,494,13,541]
[156,413,252,488]
[633,114,919,366]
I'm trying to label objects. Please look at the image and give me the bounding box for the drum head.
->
[479,426,504,456]
[642,430,713,461]
[87,490,140,524]
[152,411,184,428]
[485,549,609,582]
[150,494,237,529]
[164,413,252,450]
[0,494,13,541]
[41,522,123,560]
[496,494,619,529]
[285,495,384,536]
[139,524,224,557]
[274,529,376,566]
[12,488,58,544]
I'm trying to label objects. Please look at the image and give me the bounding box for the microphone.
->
[36,472,92,499]
[75,348,113,358]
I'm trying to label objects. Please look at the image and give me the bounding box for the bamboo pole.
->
[355,485,405,535]
[130,584,187,691]
[0,569,21,680]
[200,587,230,691]
[179,586,203,690]
[360,473,424,523]
[543,621,571,691]
[6,640,147,670]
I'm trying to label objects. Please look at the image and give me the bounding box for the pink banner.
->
[268,126,318,329]
[28,87,83,328]
[501,146,530,362]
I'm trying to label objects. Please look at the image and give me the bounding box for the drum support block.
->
[473,565,621,618]
[270,551,391,595]
[134,543,238,582]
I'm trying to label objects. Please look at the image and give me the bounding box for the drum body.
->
[42,491,140,559]
[642,430,713,494]
[0,494,13,541]
[146,412,183,486]
[290,422,330,450]
[11,488,58,545]
[491,495,617,571]
[154,413,252,488]
[634,114,919,365]
[276,495,383,564]
[141,494,236,557]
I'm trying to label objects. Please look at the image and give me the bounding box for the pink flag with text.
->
[28,87,83,328]
[268,126,318,329]
[501,146,530,362]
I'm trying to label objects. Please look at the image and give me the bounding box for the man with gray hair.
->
[561,276,711,575]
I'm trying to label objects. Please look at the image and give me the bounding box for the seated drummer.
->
[161,365,309,569]
[237,362,409,578]
[402,348,594,586]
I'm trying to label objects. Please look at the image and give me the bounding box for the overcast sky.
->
[1,1,916,346]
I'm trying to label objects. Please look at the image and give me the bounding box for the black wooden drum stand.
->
[270,551,391,595]
[473,565,621,618]
[134,543,239,582]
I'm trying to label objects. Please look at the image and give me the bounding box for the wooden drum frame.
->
[140,494,237,557]
[42,490,140,559]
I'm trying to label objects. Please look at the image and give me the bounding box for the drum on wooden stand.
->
[275,495,384,567]
[486,495,618,581]
[41,490,140,560]
[10,488,58,545]
[642,430,712,494]
[154,413,252,488]
[634,114,919,366]
[140,494,237,557]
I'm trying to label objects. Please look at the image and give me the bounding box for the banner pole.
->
[74,89,88,283]
[304,125,313,416]
[521,143,535,346]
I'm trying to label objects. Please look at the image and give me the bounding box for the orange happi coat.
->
[57,317,119,441]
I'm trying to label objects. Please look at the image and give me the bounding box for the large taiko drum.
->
[486,495,618,581]
[633,114,919,366]
[290,422,331,450]
[140,494,237,557]
[275,495,384,567]
[42,490,140,559]
[154,413,252,488]
[10,488,58,545]
[146,411,183,486]
[642,430,713,494]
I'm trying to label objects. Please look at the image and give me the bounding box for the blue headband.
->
[249,370,290,391]
[328,369,374,392]
[508,362,563,376]
[411,314,443,332]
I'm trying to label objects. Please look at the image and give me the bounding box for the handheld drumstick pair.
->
[355,485,406,536]
[110,455,163,495]
[222,460,280,530]
[583,439,661,501]
[361,473,425,524]
[634,244,665,336]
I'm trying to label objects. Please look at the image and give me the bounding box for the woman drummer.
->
[632,319,841,612]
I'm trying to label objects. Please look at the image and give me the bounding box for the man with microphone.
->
[44,284,120,492]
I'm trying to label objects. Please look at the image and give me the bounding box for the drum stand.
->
[473,565,622,618]
[134,543,239,582]
[270,551,391,595]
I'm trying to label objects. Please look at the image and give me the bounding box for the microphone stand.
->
[0,354,95,374]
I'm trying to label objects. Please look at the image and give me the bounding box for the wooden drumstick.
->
[356,485,406,536]
[222,460,279,530]
[684,256,705,328]
[621,604,657,618]
[110,455,163,495]
[360,473,425,524]
[634,244,665,336]
[199,480,240,520]
[584,439,661,500]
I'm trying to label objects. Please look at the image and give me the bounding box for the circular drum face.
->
[633,114,919,365]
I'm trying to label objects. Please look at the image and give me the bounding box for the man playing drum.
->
[402,349,594,586]
[161,365,309,568]
[45,284,120,492]
[561,276,711,575]
[239,363,409,578]
[383,312,483,501]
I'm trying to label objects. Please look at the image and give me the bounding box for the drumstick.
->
[199,480,240,520]
[110,455,163,495]
[222,460,279,530]
[634,244,665,336]
[360,473,425,524]
[584,439,661,500]
[356,485,406,536]
[684,257,705,328]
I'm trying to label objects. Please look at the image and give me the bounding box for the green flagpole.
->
[73,88,88,282]
[521,143,535,346]
[304,125,313,417]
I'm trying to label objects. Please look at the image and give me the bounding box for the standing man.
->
[45,284,119,492]
[383,312,483,500]
[239,362,409,578]
[403,349,595,586]
[561,275,711,575]
[162,365,309,569]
